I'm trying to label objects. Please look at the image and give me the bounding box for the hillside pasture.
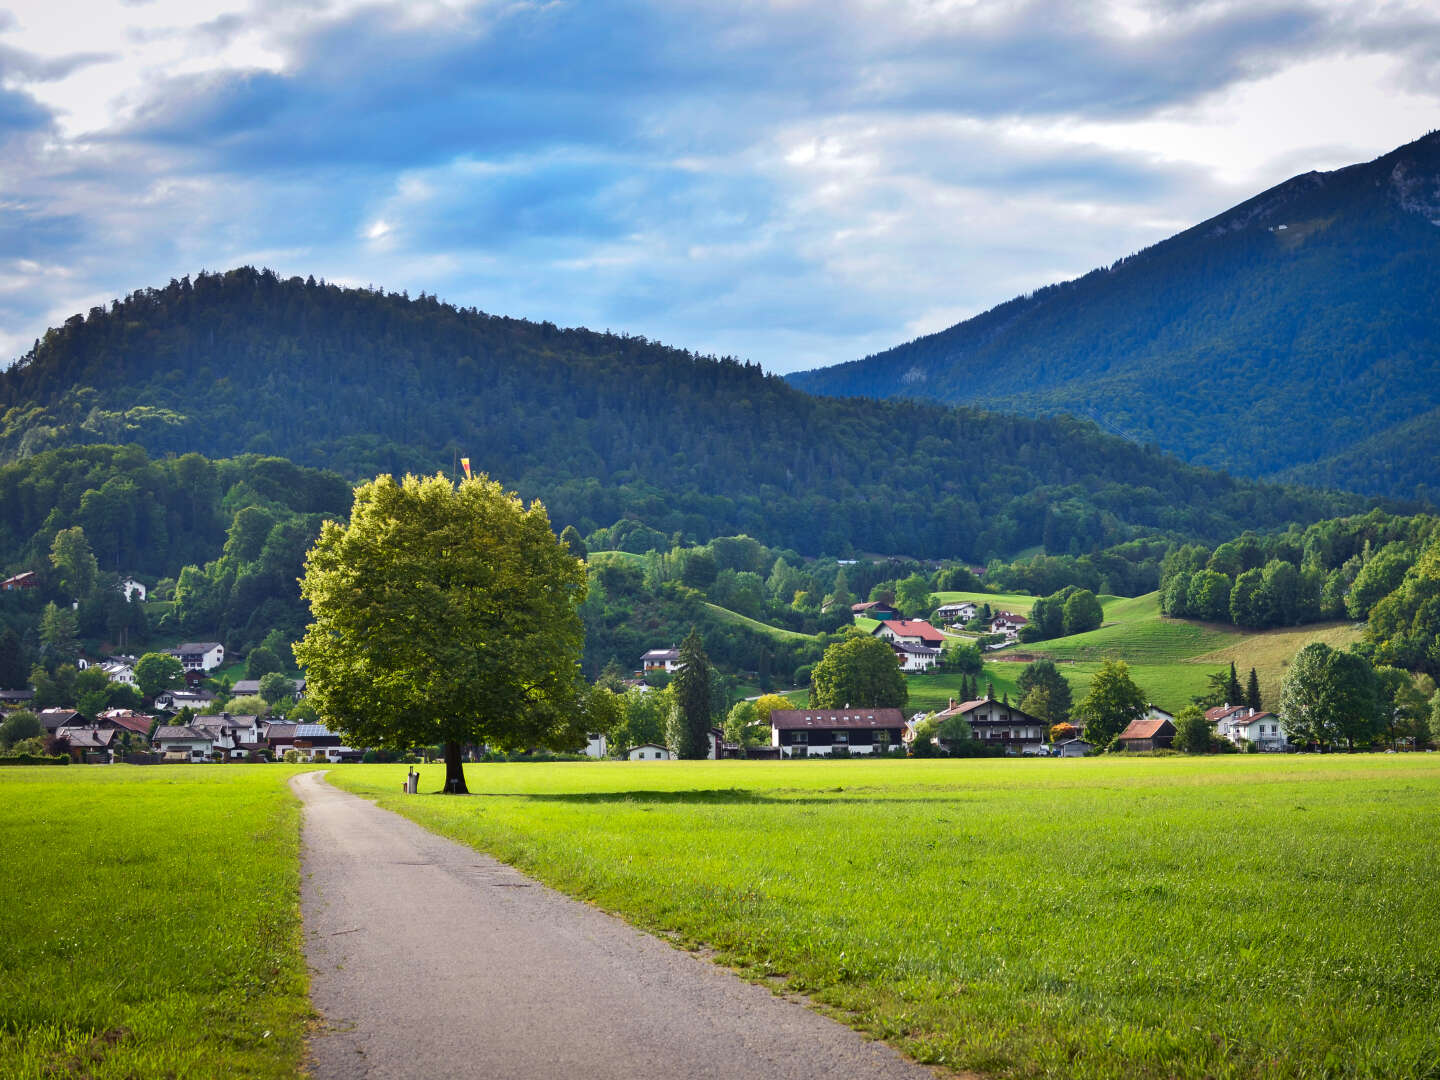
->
[1192,621,1366,709]
[909,659,1220,715]
[0,765,311,1079]
[703,602,813,641]
[330,756,1440,1080]
[932,590,1037,615]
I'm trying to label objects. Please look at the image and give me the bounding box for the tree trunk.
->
[442,740,469,794]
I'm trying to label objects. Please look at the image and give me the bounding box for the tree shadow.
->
[470,788,963,806]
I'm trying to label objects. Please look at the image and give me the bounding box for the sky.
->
[1,0,1438,373]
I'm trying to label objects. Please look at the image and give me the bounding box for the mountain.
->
[0,267,1370,562]
[788,132,1440,505]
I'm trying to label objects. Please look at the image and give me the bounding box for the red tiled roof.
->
[872,619,944,644]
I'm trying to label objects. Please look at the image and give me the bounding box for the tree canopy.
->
[809,631,907,710]
[1073,659,1146,749]
[295,472,588,793]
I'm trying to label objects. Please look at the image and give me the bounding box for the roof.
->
[293,723,337,738]
[770,708,906,730]
[172,642,222,654]
[1119,717,1175,741]
[993,611,1029,624]
[58,727,116,748]
[935,698,1043,725]
[0,689,35,701]
[890,641,940,656]
[38,709,81,730]
[872,619,944,643]
[1204,704,1246,721]
[231,679,261,695]
[264,722,298,737]
[153,725,211,741]
[1232,711,1275,726]
[97,710,152,735]
[629,742,668,750]
[1,571,37,587]
[640,648,679,660]
[194,714,259,727]
[851,600,895,612]
[1056,737,1093,747]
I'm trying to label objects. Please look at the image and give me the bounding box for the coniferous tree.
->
[1226,662,1243,705]
[669,629,714,759]
[1245,667,1262,710]
[0,628,27,690]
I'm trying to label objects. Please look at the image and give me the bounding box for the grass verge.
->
[328,756,1440,1079]
[0,765,313,1079]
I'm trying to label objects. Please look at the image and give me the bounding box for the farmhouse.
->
[851,600,899,620]
[640,647,683,674]
[871,619,944,648]
[929,696,1048,754]
[169,642,225,672]
[1217,708,1286,750]
[1117,716,1176,751]
[891,640,941,672]
[935,601,977,623]
[990,612,1029,638]
[153,725,215,762]
[1,571,37,590]
[769,707,905,757]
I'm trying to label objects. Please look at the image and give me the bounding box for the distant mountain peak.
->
[788,131,1440,507]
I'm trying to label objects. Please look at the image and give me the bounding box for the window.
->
[792,731,808,744]
[834,731,849,744]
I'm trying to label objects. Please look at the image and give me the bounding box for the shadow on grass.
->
[463,788,961,806]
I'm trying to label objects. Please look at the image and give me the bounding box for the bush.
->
[828,747,850,759]
[0,753,68,765]
[283,749,304,763]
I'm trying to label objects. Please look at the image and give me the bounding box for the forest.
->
[790,132,1440,505]
[0,267,1376,562]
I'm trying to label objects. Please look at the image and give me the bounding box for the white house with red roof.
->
[870,619,944,648]
[990,612,1029,638]
[1214,707,1286,750]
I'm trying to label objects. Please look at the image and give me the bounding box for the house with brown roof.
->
[927,695,1049,754]
[769,707,905,757]
[152,725,215,762]
[37,709,82,733]
[94,709,154,740]
[1117,715,1176,751]
[1,571,38,590]
[851,600,899,621]
[871,619,944,647]
[54,725,119,763]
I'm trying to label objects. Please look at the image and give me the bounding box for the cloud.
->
[1,0,1439,374]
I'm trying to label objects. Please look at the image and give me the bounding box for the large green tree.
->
[895,573,935,618]
[1279,642,1384,751]
[668,629,714,759]
[295,472,588,794]
[1015,659,1072,723]
[809,631,907,709]
[49,526,99,600]
[1061,589,1104,635]
[1073,658,1146,749]
[134,651,185,701]
[1171,704,1212,754]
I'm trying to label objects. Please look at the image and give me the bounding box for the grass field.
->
[1194,622,1366,710]
[704,602,814,641]
[330,756,1440,1079]
[910,660,1220,714]
[0,765,311,1079]
[932,590,1039,614]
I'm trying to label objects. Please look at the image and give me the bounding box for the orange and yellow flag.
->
[460,457,472,480]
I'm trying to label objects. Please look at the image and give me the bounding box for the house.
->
[705,727,727,760]
[37,708,82,733]
[1204,703,1248,727]
[990,612,1029,638]
[169,642,225,672]
[1117,716,1176,751]
[1,571,38,590]
[1217,708,1286,750]
[769,707,905,757]
[193,714,262,759]
[1143,704,1174,724]
[292,723,351,762]
[935,601,977,624]
[264,721,298,758]
[627,743,671,760]
[640,647,683,674]
[0,689,35,707]
[232,677,304,701]
[871,619,944,649]
[583,733,608,758]
[118,577,146,602]
[154,688,217,712]
[1055,737,1093,757]
[55,725,119,763]
[98,656,138,687]
[890,640,941,673]
[94,709,154,741]
[928,696,1048,754]
[851,600,899,621]
[152,725,215,762]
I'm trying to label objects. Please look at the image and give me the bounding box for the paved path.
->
[293,771,938,1080]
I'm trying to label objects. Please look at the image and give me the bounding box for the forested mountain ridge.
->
[0,267,1371,561]
[789,131,1440,504]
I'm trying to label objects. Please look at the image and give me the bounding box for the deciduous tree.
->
[1073,658,1146,749]
[295,472,588,794]
[134,651,185,701]
[49,526,99,600]
[1171,704,1212,754]
[809,630,907,710]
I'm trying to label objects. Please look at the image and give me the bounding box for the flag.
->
[460,457,471,480]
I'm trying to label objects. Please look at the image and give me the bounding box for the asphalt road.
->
[292,771,939,1080]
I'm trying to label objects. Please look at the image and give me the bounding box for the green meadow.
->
[331,756,1440,1079]
[0,765,311,1079]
